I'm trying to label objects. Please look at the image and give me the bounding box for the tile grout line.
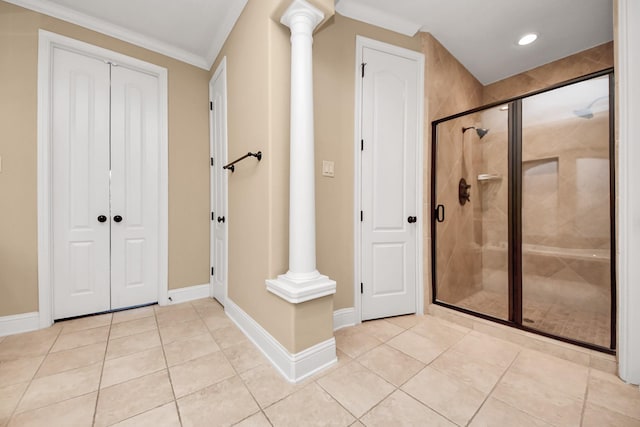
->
[361,317,436,423]
[464,346,522,426]
[91,314,114,427]
[96,306,172,426]
[579,367,591,426]
[194,299,273,426]
[153,303,184,427]
[327,327,418,424]
[6,326,64,424]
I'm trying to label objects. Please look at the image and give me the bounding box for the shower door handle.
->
[435,205,445,223]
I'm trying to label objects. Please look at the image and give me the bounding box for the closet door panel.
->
[110,66,160,309]
[52,48,111,319]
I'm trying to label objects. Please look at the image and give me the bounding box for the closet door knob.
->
[97,215,107,223]
[113,215,123,223]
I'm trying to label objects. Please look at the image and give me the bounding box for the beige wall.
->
[0,1,210,317]
[209,6,422,350]
[314,14,422,311]
[209,0,337,353]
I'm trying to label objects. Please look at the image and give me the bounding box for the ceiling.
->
[336,0,614,84]
[6,0,249,69]
[8,0,613,80]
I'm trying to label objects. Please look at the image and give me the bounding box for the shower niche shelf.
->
[477,174,502,182]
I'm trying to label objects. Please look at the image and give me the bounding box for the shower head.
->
[573,108,594,119]
[573,95,608,120]
[462,126,489,139]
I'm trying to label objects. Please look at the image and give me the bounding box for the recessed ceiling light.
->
[518,33,538,46]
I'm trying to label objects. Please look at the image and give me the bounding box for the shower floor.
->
[456,289,611,349]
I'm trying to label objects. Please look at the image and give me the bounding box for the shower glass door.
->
[432,104,510,321]
[432,70,614,351]
[520,75,613,348]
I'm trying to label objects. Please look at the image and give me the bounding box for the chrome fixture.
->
[462,126,489,139]
[573,95,608,119]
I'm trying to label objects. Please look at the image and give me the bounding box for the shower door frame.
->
[430,68,616,354]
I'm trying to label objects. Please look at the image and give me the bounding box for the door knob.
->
[217,216,225,223]
[408,216,417,223]
[97,215,107,223]
[113,215,123,223]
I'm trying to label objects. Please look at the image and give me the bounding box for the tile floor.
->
[0,298,639,426]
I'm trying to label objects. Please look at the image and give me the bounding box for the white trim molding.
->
[266,275,336,304]
[5,0,208,69]
[333,308,356,331]
[0,312,40,337]
[204,1,248,67]
[353,36,425,324]
[4,0,247,70]
[37,30,169,327]
[167,284,210,305]
[225,298,337,383]
[616,0,640,386]
[335,0,420,37]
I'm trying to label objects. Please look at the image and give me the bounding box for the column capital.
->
[280,0,325,32]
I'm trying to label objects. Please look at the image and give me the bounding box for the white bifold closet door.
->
[52,47,159,320]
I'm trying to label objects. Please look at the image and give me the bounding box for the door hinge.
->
[361,62,366,78]
[211,212,214,221]
[360,211,363,222]
[209,101,213,111]
[210,157,214,166]
[361,139,364,151]
[360,283,363,294]
[211,267,215,276]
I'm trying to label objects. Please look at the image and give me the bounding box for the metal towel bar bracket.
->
[223,151,262,172]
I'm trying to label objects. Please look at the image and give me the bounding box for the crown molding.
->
[205,0,248,69]
[5,0,232,70]
[335,0,420,37]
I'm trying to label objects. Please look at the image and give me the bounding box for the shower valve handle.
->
[459,178,472,205]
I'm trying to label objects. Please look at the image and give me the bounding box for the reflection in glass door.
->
[432,71,614,351]
[520,75,613,348]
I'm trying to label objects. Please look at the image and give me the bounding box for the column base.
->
[266,273,336,304]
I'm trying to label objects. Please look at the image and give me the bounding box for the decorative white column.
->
[266,0,336,303]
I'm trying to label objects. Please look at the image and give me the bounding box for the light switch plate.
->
[322,160,334,177]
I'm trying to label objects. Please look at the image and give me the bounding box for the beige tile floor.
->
[0,298,639,427]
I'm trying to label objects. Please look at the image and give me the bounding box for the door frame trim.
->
[352,36,425,323]
[208,57,229,305]
[37,30,169,327]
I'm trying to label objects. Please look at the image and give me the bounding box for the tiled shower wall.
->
[421,33,483,304]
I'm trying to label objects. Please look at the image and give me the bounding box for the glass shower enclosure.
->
[431,70,615,351]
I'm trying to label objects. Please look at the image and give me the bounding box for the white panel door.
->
[110,66,160,309]
[210,64,228,305]
[361,46,419,321]
[52,47,111,319]
[52,48,159,319]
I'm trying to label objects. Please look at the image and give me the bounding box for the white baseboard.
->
[225,297,337,383]
[333,307,356,331]
[0,312,40,337]
[166,283,210,305]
